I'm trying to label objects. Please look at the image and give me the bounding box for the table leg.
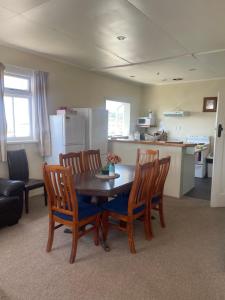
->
[97,196,110,252]
[119,220,126,229]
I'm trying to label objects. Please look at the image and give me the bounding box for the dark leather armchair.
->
[0,179,25,227]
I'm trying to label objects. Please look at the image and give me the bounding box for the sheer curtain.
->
[34,71,51,157]
[0,63,7,162]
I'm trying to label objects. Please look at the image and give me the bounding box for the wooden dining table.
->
[70,164,136,251]
[74,164,135,199]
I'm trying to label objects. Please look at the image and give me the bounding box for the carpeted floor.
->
[0,195,225,300]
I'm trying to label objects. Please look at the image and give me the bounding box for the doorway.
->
[185,136,214,201]
[185,177,212,200]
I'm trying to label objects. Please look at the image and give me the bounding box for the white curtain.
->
[34,71,51,157]
[0,63,7,162]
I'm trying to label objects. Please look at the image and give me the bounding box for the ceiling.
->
[1,0,225,85]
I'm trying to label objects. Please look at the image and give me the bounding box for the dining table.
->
[68,164,136,251]
[74,164,135,199]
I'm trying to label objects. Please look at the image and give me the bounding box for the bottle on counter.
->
[134,131,140,140]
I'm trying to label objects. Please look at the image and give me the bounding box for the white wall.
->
[0,45,142,180]
[141,80,224,150]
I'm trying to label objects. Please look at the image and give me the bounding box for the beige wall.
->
[0,45,142,180]
[141,80,224,149]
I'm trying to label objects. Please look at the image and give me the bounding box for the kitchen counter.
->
[108,139,196,148]
[109,139,195,198]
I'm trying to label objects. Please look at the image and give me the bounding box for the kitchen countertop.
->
[108,139,196,148]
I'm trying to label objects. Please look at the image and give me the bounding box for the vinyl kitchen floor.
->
[185,177,212,201]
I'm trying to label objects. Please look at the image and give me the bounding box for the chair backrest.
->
[83,149,102,171]
[154,156,171,196]
[59,152,84,175]
[7,149,29,181]
[43,164,78,219]
[136,148,159,164]
[128,160,159,215]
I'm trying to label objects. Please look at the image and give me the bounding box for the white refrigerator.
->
[45,114,86,164]
[73,108,108,163]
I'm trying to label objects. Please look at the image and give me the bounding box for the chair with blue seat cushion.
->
[151,156,171,228]
[151,195,160,205]
[43,164,102,264]
[103,193,146,215]
[102,160,159,254]
[117,148,159,200]
[136,148,159,164]
[82,149,102,172]
[53,200,101,222]
[59,152,92,204]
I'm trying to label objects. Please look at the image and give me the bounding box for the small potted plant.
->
[107,153,122,176]
[101,164,110,175]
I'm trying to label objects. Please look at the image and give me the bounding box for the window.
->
[106,100,130,137]
[4,71,34,142]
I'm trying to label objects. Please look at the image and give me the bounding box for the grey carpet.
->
[0,196,225,300]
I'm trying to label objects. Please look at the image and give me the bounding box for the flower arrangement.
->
[107,153,121,165]
[101,153,121,175]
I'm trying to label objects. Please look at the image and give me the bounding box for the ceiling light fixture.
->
[117,35,126,40]
[173,78,183,81]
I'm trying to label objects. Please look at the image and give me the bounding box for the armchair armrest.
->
[0,179,25,197]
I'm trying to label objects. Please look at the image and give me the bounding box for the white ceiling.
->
[0,0,225,85]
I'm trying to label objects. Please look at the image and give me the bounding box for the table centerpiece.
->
[106,153,121,176]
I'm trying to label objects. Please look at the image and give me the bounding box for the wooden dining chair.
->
[59,152,92,203]
[43,164,102,264]
[83,149,102,171]
[102,160,159,254]
[7,149,47,214]
[136,148,159,164]
[59,152,84,175]
[151,156,171,228]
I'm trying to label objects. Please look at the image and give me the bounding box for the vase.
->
[109,163,115,176]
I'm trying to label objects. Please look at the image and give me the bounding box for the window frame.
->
[4,69,35,143]
[106,99,131,137]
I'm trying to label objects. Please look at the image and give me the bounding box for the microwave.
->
[137,117,151,126]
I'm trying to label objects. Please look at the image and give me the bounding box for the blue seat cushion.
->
[151,195,160,204]
[102,194,145,216]
[77,194,92,204]
[53,200,102,222]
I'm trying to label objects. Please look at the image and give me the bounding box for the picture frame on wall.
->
[203,97,217,112]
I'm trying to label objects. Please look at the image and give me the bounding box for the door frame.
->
[210,91,225,207]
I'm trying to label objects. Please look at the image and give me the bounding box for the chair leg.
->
[46,217,55,252]
[70,225,79,264]
[144,210,153,240]
[149,208,154,239]
[159,202,166,228]
[127,222,136,254]
[44,185,47,206]
[25,190,29,214]
[94,215,100,246]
